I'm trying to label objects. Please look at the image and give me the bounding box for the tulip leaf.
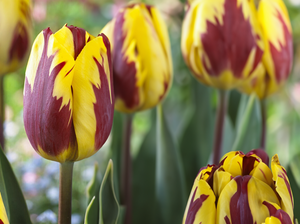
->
[85,162,100,224]
[287,166,300,222]
[155,104,186,224]
[99,159,119,224]
[0,148,31,224]
[179,82,213,191]
[290,154,300,188]
[132,109,156,224]
[233,94,262,153]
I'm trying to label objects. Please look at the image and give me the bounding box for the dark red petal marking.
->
[269,10,293,84]
[246,149,269,165]
[201,0,263,78]
[0,219,3,224]
[23,28,75,157]
[229,175,253,224]
[242,156,258,175]
[185,186,209,224]
[92,34,114,150]
[113,10,140,109]
[8,22,29,62]
[263,201,292,224]
[224,216,230,224]
[66,25,87,60]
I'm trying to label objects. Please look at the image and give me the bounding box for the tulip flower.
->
[23,24,114,163]
[102,3,173,113]
[240,0,293,99]
[181,0,264,90]
[183,149,294,224]
[0,193,9,224]
[0,0,32,76]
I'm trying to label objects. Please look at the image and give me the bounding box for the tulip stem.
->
[260,99,267,150]
[121,113,133,224]
[58,161,74,224]
[212,90,229,165]
[0,76,4,151]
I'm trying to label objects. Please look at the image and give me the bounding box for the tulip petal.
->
[263,201,293,224]
[0,193,9,224]
[72,33,114,161]
[24,27,76,162]
[111,4,171,112]
[183,179,216,224]
[271,155,294,223]
[256,0,293,97]
[213,168,232,198]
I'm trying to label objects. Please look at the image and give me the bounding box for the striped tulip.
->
[183,149,294,224]
[181,0,264,89]
[102,3,173,113]
[0,0,32,76]
[240,0,293,98]
[0,193,9,224]
[23,25,114,163]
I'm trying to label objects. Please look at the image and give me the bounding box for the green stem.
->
[120,114,133,224]
[0,76,4,151]
[58,161,74,224]
[260,99,267,150]
[212,90,229,165]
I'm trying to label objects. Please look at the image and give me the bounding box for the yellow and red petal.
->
[181,0,264,89]
[72,33,114,161]
[24,27,75,163]
[263,201,293,224]
[0,193,9,224]
[105,3,172,112]
[183,179,216,224]
[0,0,32,75]
[271,155,294,223]
[256,0,293,98]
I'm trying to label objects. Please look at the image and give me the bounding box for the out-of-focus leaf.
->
[287,166,300,221]
[179,81,213,191]
[234,94,262,153]
[220,115,235,157]
[155,104,186,224]
[0,148,31,224]
[110,111,123,200]
[132,109,156,224]
[231,94,256,152]
[290,154,300,188]
[85,163,100,224]
[99,159,119,224]
[227,90,242,127]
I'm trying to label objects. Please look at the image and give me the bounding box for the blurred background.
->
[3,0,300,223]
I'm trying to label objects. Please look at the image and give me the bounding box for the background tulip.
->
[23,25,114,163]
[0,0,32,76]
[102,3,173,113]
[183,150,294,224]
[181,0,264,90]
[240,0,293,98]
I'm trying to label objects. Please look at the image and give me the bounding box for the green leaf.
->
[290,154,300,188]
[179,82,213,192]
[99,159,120,224]
[132,110,156,224]
[233,94,262,153]
[155,104,186,224]
[287,166,300,222]
[85,163,100,224]
[0,148,31,224]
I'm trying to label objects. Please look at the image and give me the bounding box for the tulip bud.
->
[240,0,293,98]
[102,3,173,113]
[0,193,9,224]
[183,149,294,224]
[181,0,264,89]
[23,25,114,163]
[0,0,32,76]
